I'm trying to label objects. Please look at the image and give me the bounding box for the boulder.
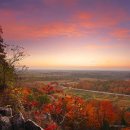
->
[11,112,25,130]
[25,119,43,130]
[0,114,12,130]
[0,106,44,130]
[0,107,12,117]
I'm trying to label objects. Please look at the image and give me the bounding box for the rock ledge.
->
[0,107,43,130]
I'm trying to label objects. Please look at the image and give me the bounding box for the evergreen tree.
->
[0,27,16,89]
[0,26,26,89]
[101,119,110,130]
[0,26,8,87]
[0,26,6,61]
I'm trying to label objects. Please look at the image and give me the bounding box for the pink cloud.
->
[1,5,130,41]
[0,9,17,23]
[100,37,111,43]
[86,44,113,50]
[111,28,130,40]
[75,8,130,29]
[86,42,128,51]
[43,0,76,6]
[0,9,83,39]
[75,12,93,20]
[2,22,85,40]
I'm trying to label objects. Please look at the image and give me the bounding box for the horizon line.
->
[28,68,130,71]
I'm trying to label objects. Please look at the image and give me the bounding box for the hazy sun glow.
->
[0,0,130,70]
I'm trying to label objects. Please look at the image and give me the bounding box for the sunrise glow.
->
[0,0,130,70]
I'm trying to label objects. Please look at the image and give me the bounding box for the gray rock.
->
[0,107,44,130]
[0,115,12,130]
[11,112,25,130]
[0,107,12,117]
[25,119,43,130]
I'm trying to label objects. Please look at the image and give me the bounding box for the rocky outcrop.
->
[25,120,43,130]
[11,112,25,130]
[0,115,12,130]
[0,107,43,130]
[0,107,12,117]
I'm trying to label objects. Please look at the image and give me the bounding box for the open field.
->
[17,70,130,111]
[65,88,130,109]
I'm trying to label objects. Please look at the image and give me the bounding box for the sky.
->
[0,0,130,70]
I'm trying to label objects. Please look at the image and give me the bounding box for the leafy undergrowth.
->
[0,82,130,130]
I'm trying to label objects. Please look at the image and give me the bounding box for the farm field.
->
[65,88,130,109]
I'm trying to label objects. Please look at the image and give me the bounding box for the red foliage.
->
[21,83,129,130]
[45,123,58,130]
